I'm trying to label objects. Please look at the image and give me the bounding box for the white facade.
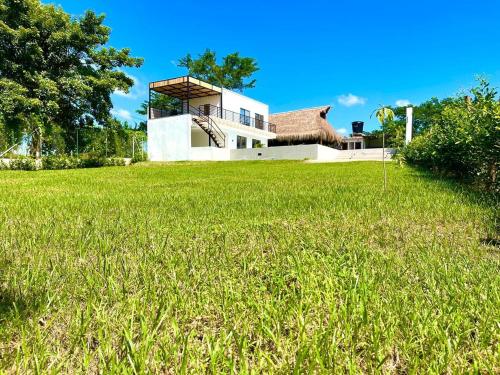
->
[148,79,276,162]
[147,114,277,161]
[188,88,269,123]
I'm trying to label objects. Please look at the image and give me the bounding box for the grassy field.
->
[0,161,498,373]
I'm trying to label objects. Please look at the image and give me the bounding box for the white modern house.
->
[147,75,395,162]
[147,76,277,161]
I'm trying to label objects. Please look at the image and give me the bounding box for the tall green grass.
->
[0,161,498,373]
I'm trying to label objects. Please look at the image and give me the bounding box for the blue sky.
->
[50,0,500,134]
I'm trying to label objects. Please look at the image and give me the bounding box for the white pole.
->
[405,107,413,145]
[132,135,135,159]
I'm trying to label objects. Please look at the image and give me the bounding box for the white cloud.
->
[111,108,133,122]
[338,94,366,107]
[336,127,348,135]
[396,99,411,107]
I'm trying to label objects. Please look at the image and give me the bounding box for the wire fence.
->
[0,127,147,160]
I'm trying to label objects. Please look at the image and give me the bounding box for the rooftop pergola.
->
[148,76,223,119]
[149,76,222,99]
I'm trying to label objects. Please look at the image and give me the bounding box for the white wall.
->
[223,128,269,150]
[230,144,332,160]
[191,128,210,147]
[211,117,275,150]
[190,147,230,161]
[188,95,221,112]
[186,90,268,123]
[222,89,269,122]
[148,115,191,161]
[230,145,395,161]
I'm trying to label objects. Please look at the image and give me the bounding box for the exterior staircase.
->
[189,106,226,148]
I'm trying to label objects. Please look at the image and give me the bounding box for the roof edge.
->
[270,105,332,116]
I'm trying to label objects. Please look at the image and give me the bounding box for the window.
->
[255,113,264,130]
[203,104,211,116]
[237,135,247,149]
[240,108,250,126]
[252,139,262,148]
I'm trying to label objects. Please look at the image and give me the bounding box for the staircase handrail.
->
[188,106,226,148]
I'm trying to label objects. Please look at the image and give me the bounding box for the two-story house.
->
[147,76,277,161]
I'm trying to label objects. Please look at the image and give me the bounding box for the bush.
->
[42,156,80,170]
[0,155,129,171]
[103,157,125,167]
[8,157,38,171]
[77,154,103,168]
[401,79,500,191]
[131,153,147,163]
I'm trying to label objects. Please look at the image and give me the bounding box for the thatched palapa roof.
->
[269,106,342,147]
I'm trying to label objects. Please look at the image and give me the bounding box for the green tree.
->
[367,98,456,148]
[387,98,456,145]
[136,93,181,131]
[402,79,500,190]
[0,0,143,157]
[178,49,258,91]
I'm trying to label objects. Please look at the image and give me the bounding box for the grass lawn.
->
[0,161,498,373]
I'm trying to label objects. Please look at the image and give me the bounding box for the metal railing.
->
[149,104,277,133]
[188,105,226,148]
[199,104,276,133]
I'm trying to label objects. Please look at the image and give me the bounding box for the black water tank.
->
[352,121,364,134]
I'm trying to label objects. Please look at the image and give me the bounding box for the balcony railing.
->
[150,104,277,133]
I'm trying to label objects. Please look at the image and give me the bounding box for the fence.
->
[0,127,147,159]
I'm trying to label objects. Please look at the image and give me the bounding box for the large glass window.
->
[237,135,247,149]
[255,113,264,130]
[240,108,250,126]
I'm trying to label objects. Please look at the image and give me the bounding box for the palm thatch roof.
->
[269,106,342,147]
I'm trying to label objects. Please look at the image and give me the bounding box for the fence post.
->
[132,135,135,159]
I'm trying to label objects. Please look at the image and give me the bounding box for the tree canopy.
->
[366,97,458,148]
[0,0,143,155]
[178,49,258,91]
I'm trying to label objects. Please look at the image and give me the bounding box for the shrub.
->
[8,157,38,171]
[103,157,125,167]
[79,154,105,168]
[0,155,129,171]
[401,79,500,191]
[131,153,147,163]
[42,156,81,170]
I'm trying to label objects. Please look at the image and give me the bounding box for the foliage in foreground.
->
[0,154,139,170]
[0,162,498,373]
[0,0,143,156]
[401,79,499,191]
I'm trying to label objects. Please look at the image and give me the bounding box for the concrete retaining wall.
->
[230,144,339,160]
[190,147,230,161]
[231,146,395,162]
